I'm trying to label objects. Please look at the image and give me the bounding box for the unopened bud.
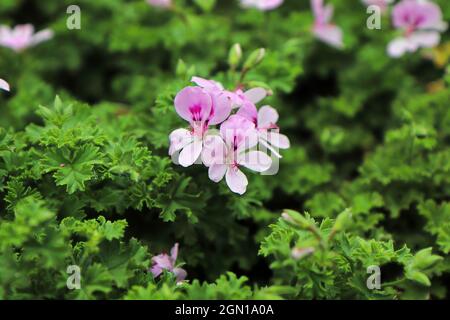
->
[243,48,266,70]
[176,59,187,77]
[228,43,243,69]
[291,247,314,260]
[333,208,352,232]
[281,212,295,224]
[281,210,312,229]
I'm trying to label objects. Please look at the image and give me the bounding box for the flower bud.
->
[228,43,243,69]
[282,210,312,229]
[333,209,352,232]
[176,59,187,77]
[243,48,266,70]
[291,247,314,260]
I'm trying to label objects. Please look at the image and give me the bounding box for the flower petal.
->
[388,37,406,57]
[237,101,258,125]
[244,87,267,104]
[258,105,279,128]
[202,135,227,167]
[169,128,193,156]
[0,78,10,92]
[392,0,445,31]
[312,0,333,24]
[220,115,257,151]
[170,243,179,262]
[191,76,223,90]
[178,139,202,167]
[225,166,248,195]
[259,138,282,158]
[241,0,284,11]
[208,164,227,182]
[173,267,187,283]
[151,253,173,277]
[150,264,164,278]
[208,93,232,125]
[314,24,344,48]
[174,86,212,124]
[238,150,272,172]
[30,29,54,46]
[266,131,290,149]
[411,31,440,49]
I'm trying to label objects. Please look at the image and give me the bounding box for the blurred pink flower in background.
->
[240,0,284,11]
[0,78,9,91]
[362,0,393,13]
[311,0,344,48]
[146,0,172,9]
[388,0,447,57]
[151,243,187,283]
[0,24,53,52]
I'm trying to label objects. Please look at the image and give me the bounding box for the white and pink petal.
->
[208,164,228,183]
[225,166,248,195]
[0,78,10,91]
[178,139,203,167]
[244,87,267,104]
[169,128,193,156]
[174,86,212,124]
[257,105,279,128]
[202,135,227,167]
[238,150,272,172]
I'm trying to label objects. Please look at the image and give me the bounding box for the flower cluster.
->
[0,24,53,52]
[388,0,447,57]
[169,77,290,195]
[311,0,447,56]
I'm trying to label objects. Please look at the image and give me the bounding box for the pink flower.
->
[237,103,290,158]
[151,243,187,283]
[202,115,272,194]
[240,0,284,11]
[0,78,9,91]
[169,86,232,167]
[191,76,268,109]
[362,0,393,13]
[231,87,268,108]
[0,24,53,52]
[388,0,447,57]
[191,76,229,97]
[311,0,344,48]
[146,0,172,9]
